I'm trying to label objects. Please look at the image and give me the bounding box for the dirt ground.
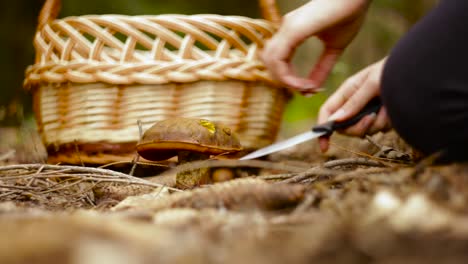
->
[1,126,468,264]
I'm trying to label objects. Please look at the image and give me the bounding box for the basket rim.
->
[52,13,278,23]
[24,60,281,88]
[37,0,282,30]
[25,14,282,88]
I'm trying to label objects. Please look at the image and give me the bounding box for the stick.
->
[280,167,338,184]
[0,150,15,161]
[258,173,297,180]
[410,151,444,179]
[157,159,308,178]
[365,135,382,149]
[73,140,84,167]
[0,191,18,199]
[330,167,395,183]
[291,194,315,215]
[129,119,143,176]
[99,160,168,169]
[0,164,135,177]
[0,184,41,191]
[0,164,181,191]
[323,158,386,169]
[37,179,86,194]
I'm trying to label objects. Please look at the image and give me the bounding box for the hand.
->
[317,58,392,152]
[261,0,371,95]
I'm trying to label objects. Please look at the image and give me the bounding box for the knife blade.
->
[240,97,382,160]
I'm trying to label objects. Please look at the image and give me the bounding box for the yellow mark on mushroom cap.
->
[199,119,216,134]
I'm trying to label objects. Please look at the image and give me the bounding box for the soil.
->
[1,126,468,264]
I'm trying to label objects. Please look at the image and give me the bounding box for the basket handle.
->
[258,0,282,23]
[38,0,61,30]
[37,0,281,29]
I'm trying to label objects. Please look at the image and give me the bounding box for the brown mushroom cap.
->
[136,118,243,161]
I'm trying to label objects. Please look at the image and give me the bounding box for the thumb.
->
[304,48,342,94]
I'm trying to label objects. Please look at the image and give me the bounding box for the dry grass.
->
[1,128,468,263]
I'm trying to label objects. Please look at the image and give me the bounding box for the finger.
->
[306,47,342,91]
[317,66,371,125]
[341,113,376,137]
[318,136,330,153]
[274,60,317,90]
[331,71,380,122]
[367,107,390,135]
[261,38,318,91]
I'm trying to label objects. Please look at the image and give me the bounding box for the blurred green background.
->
[0,0,436,136]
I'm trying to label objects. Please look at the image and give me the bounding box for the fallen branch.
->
[0,163,182,210]
[0,164,181,191]
[330,167,396,184]
[260,158,387,183]
[291,194,316,215]
[323,158,387,169]
[157,159,309,178]
[129,119,144,176]
[258,173,296,181]
[0,150,15,162]
[113,178,306,212]
[99,161,169,169]
[0,164,132,177]
[280,167,338,184]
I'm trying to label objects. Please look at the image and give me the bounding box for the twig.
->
[0,184,41,191]
[329,142,406,164]
[0,191,18,199]
[154,184,167,199]
[329,141,375,158]
[37,179,86,194]
[85,193,96,206]
[280,167,338,184]
[74,140,84,167]
[99,160,168,169]
[410,151,445,180]
[291,194,315,215]
[158,159,308,178]
[74,177,173,188]
[0,150,15,161]
[330,167,395,183]
[0,168,72,180]
[34,164,46,176]
[129,119,143,176]
[0,164,135,177]
[323,158,386,169]
[115,178,306,212]
[0,164,181,192]
[25,177,36,187]
[258,173,297,181]
[71,181,102,199]
[365,135,382,149]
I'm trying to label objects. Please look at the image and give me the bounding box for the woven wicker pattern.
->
[36,81,287,146]
[25,15,278,87]
[25,0,290,164]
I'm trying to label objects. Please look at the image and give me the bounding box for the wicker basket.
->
[24,0,290,165]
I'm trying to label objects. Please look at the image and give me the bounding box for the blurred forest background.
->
[0,0,437,136]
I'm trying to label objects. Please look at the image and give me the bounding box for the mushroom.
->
[136,118,243,188]
[211,167,235,183]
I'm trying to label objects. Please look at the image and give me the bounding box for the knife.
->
[239,97,382,160]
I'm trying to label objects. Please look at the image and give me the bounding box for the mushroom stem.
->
[176,151,211,189]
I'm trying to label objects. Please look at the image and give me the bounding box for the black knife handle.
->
[312,97,382,135]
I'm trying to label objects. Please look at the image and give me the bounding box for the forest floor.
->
[1,126,468,264]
